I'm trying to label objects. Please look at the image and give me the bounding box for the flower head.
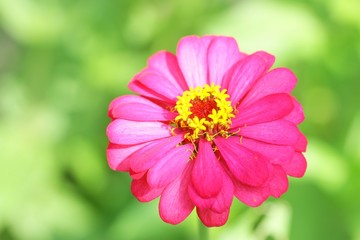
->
[106,35,307,227]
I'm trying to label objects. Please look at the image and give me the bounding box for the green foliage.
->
[0,0,359,239]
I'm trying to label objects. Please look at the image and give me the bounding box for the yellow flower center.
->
[174,83,235,142]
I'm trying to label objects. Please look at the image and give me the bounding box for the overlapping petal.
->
[147,144,194,188]
[147,50,188,91]
[233,179,270,207]
[282,152,307,177]
[239,68,297,108]
[129,69,182,103]
[128,135,184,173]
[232,93,294,127]
[107,142,149,171]
[239,120,300,145]
[131,174,164,202]
[176,36,214,88]
[191,139,223,198]
[285,97,305,124]
[196,208,230,227]
[106,119,172,145]
[268,165,289,198]
[215,137,269,186]
[109,95,177,121]
[240,137,295,166]
[159,162,195,224]
[295,132,308,152]
[188,140,234,215]
[208,172,233,213]
[207,36,246,86]
[225,51,275,105]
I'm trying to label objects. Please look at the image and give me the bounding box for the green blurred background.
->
[1,0,359,239]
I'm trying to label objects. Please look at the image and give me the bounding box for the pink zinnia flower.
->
[106,35,307,227]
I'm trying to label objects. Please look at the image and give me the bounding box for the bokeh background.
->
[1,0,360,239]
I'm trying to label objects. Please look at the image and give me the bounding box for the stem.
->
[198,220,209,240]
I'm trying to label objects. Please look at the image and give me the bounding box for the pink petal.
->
[240,137,295,165]
[239,120,300,146]
[108,95,177,121]
[159,162,195,225]
[188,165,234,213]
[232,93,294,128]
[107,142,149,171]
[147,144,194,188]
[255,51,276,69]
[240,68,297,108]
[226,51,275,105]
[209,171,234,213]
[207,36,245,86]
[191,139,223,198]
[269,165,288,198]
[188,184,213,210]
[214,137,269,186]
[129,135,184,173]
[197,208,230,227]
[106,119,172,145]
[233,179,270,207]
[294,132,308,152]
[147,50,188,91]
[284,97,305,124]
[176,36,214,88]
[128,69,182,103]
[131,174,164,202]
[129,169,146,180]
[282,152,307,178]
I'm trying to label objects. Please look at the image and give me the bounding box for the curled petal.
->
[255,51,276,70]
[282,152,307,178]
[131,174,164,202]
[269,165,288,198]
[188,184,213,210]
[129,169,146,180]
[210,172,234,213]
[197,208,230,227]
[188,167,234,213]
[295,131,308,152]
[159,162,195,225]
[284,97,305,124]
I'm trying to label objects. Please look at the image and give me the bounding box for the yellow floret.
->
[174,83,235,142]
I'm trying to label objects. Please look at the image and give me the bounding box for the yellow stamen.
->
[174,83,235,142]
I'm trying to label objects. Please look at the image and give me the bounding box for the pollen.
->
[174,83,235,142]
